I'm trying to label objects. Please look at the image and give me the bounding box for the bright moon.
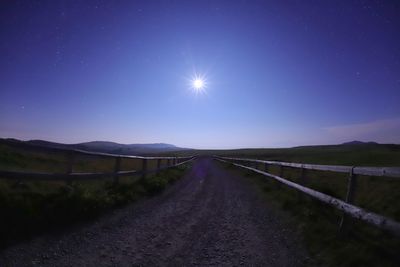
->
[188,72,207,94]
[193,79,204,90]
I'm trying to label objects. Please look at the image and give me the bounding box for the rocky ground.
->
[0,157,310,266]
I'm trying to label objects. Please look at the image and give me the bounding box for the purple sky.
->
[0,1,399,148]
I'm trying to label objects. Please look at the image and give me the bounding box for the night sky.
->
[1,1,399,148]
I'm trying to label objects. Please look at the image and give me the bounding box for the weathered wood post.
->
[279,165,284,177]
[254,161,259,170]
[276,164,284,188]
[264,162,269,173]
[65,150,74,185]
[113,157,121,185]
[157,158,161,174]
[339,167,358,235]
[299,166,306,184]
[167,158,171,166]
[297,166,307,201]
[141,158,148,180]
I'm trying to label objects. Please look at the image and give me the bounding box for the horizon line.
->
[1,136,398,150]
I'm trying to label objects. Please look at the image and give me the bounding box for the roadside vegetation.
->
[218,150,400,267]
[1,141,399,265]
[0,142,190,249]
[173,143,400,167]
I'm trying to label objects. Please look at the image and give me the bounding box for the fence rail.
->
[219,156,400,177]
[215,156,400,237]
[0,148,194,183]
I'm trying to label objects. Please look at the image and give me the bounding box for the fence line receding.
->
[215,156,400,237]
[0,148,195,184]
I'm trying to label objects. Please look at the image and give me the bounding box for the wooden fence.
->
[215,156,400,237]
[0,148,194,184]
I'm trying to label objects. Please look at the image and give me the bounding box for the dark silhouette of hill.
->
[341,140,379,146]
[0,138,188,155]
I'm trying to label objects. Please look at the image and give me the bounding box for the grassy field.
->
[0,142,191,249]
[215,145,400,267]
[1,141,399,265]
[172,143,400,166]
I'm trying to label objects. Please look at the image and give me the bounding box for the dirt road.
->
[0,157,308,266]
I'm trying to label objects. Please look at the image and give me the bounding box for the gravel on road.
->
[0,157,309,266]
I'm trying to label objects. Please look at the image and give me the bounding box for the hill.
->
[341,140,379,146]
[0,138,187,155]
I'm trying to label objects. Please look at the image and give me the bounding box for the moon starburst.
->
[188,72,207,95]
[193,78,204,90]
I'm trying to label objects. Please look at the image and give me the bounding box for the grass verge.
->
[0,164,191,250]
[219,161,400,267]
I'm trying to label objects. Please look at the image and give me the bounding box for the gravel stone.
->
[0,157,309,266]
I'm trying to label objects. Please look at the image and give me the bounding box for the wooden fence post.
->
[157,158,161,174]
[276,165,284,188]
[254,161,259,170]
[297,167,307,201]
[299,167,306,184]
[279,165,284,177]
[113,157,121,185]
[264,163,269,173]
[339,167,358,235]
[65,151,74,185]
[142,158,148,179]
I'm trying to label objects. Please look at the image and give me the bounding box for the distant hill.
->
[73,141,182,154]
[0,138,188,155]
[341,141,379,146]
